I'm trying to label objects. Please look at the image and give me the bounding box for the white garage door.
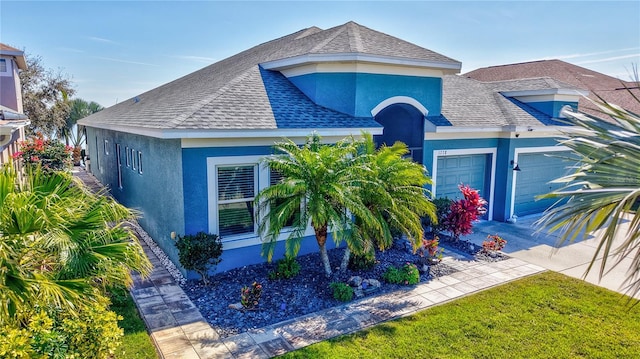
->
[514,152,572,216]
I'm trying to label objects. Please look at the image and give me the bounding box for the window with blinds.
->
[218,165,256,237]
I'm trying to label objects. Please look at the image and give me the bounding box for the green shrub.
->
[14,134,73,172]
[382,263,420,285]
[348,251,377,271]
[268,256,301,280]
[330,282,354,302]
[1,294,123,359]
[176,232,223,285]
[423,197,452,235]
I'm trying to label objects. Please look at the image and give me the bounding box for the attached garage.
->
[435,153,492,207]
[512,151,572,216]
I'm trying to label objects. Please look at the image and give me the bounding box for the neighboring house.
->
[465,59,640,118]
[0,43,29,165]
[79,22,586,273]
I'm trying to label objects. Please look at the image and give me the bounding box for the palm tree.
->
[0,165,151,323]
[339,134,437,271]
[58,98,103,150]
[256,133,378,277]
[536,99,640,297]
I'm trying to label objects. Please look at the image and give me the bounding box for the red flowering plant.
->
[443,185,487,241]
[13,133,73,173]
[417,236,444,263]
[482,234,507,253]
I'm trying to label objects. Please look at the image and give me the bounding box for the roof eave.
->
[501,88,589,98]
[261,53,462,73]
[81,122,383,139]
[0,49,27,70]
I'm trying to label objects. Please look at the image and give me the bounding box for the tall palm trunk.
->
[339,246,351,272]
[315,225,333,277]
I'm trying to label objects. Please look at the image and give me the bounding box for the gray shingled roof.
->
[465,60,640,117]
[79,22,459,134]
[440,75,579,127]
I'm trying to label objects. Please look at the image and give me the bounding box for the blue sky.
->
[1,1,639,107]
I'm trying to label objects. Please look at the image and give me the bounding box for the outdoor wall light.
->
[511,160,521,171]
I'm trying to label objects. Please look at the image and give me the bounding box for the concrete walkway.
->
[465,215,640,299]
[72,169,559,358]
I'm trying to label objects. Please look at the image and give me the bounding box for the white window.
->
[0,59,7,73]
[125,147,130,167]
[138,151,143,174]
[131,148,136,171]
[104,139,109,155]
[217,165,257,238]
[207,156,313,249]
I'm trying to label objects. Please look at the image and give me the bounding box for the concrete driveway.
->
[463,214,640,300]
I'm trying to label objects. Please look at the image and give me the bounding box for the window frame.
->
[131,148,136,171]
[207,155,313,250]
[137,151,143,174]
[0,59,8,75]
[125,146,130,167]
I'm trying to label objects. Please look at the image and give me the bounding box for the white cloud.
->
[523,47,640,62]
[172,55,217,63]
[575,53,640,65]
[87,36,118,44]
[93,56,157,66]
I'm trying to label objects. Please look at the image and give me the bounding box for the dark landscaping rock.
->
[183,243,459,339]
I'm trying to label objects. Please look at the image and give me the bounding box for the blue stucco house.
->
[79,22,585,273]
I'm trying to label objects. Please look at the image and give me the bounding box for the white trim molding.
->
[509,145,570,219]
[206,155,314,250]
[431,147,497,221]
[371,96,429,117]
[261,53,462,73]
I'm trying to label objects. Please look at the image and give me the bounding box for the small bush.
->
[383,263,420,285]
[0,294,123,359]
[13,134,73,172]
[241,282,263,309]
[482,234,507,253]
[348,251,377,271]
[268,256,301,280]
[175,232,223,285]
[330,282,354,302]
[423,197,453,235]
[418,236,444,263]
[443,185,486,241]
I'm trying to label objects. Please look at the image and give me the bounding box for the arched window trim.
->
[370,96,429,117]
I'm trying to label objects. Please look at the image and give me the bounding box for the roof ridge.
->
[309,25,345,53]
[346,21,364,53]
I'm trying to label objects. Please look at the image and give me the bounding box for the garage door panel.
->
[436,154,488,202]
[514,151,571,216]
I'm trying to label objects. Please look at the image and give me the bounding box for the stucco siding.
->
[85,127,185,267]
[525,100,578,118]
[288,72,442,117]
[424,136,563,221]
[181,145,273,236]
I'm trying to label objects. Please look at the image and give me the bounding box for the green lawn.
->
[110,289,159,359]
[281,272,640,359]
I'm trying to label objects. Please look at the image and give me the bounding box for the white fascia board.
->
[82,122,383,139]
[426,125,567,139]
[165,127,383,139]
[261,53,462,72]
[501,88,588,98]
